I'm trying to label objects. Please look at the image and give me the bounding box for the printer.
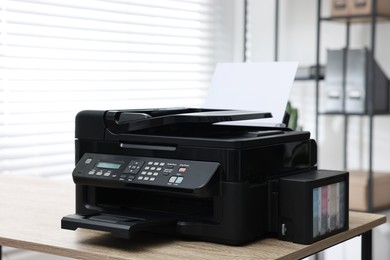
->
[62,108,349,245]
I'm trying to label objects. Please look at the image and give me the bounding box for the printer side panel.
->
[240,139,317,183]
[74,110,107,216]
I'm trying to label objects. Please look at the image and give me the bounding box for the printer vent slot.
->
[95,187,214,220]
[120,143,176,151]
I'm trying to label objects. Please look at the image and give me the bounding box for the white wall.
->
[215,0,246,62]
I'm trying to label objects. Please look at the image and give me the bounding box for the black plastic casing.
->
[277,170,349,244]
[61,109,343,246]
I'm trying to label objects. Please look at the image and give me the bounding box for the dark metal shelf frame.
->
[315,0,384,214]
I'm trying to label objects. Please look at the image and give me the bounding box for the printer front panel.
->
[70,132,318,245]
[72,145,223,217]
[70,139,274,244]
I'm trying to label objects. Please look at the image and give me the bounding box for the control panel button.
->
[153,172,158,176]
[138,176,143,180]
[124,160,144,174]
[178,167,187,173]
[141,171,147,175]
[175,177,184,184]
[150,177,155,181]
[96,171,103,176]
[88,170,95,175]
[147,162,153,165]
[85,158,93,164]
[169,176,177,183]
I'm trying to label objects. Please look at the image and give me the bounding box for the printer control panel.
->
[73,153,219,192]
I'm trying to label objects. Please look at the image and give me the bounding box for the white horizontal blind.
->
[0,0,224,178]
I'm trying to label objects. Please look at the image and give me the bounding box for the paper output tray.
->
[61,213,178,238]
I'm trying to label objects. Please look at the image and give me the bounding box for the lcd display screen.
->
[313,181,346,238]
[96,162,122,170]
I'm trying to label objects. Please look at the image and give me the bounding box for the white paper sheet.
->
[204,62,298,126]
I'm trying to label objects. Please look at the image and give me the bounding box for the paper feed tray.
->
[104,108,272,133]
[62,213,178,239]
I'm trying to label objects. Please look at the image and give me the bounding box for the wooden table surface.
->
[0,174,386,260]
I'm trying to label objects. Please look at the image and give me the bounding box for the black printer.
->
[62,108,349,245]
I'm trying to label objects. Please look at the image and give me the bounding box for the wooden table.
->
[0,174,386,260]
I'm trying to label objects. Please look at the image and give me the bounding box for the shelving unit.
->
[315,0,390,212]
[245,1,389,212]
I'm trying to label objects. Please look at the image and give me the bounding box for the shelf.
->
[321,14,390,23]
[318,112,390,116]
[295,65,325,81]
[316,0,390,214]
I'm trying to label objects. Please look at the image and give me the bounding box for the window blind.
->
[0,0,225,179]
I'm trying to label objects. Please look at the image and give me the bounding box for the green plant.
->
[286,101,298,130]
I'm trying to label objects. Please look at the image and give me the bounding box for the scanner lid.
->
[75,108,310,149]
[104,108,272,133]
